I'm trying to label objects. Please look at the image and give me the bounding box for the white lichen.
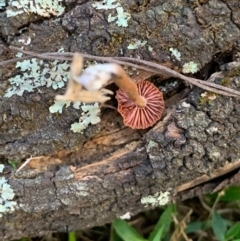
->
[0,166,17,217]
[146,140,158,153]
[182,61,199,74]
[201,92,217,101]
[120,212,131,220]
[18,37,31,45]
[127,40,147,50]
[49,100,71,114]
[0,165,4,173]
[71,103,101,133]
[5,49,69,97]
[148,46,153,52]
[6,0,65,17]
[170,48,181,61]
[181,101,190,108]
[141,191,170,207]
[92,0,120,10]
[49,100,101,133]
[15,52,23,58]
[110,7,131,27]
[0,0,6,9]
[93,0,131,27]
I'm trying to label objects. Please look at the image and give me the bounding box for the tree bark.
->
[0,0,240,239]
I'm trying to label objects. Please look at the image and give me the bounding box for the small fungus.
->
[56,53,164,130]
[116,80,165,129]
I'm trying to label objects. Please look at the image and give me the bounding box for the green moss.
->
[103,33,126,55]
[8,160,21,170]
[220,77,231,87]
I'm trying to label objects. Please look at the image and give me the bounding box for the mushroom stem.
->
[112,65,147,108]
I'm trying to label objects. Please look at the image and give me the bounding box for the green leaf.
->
[225,222,240,241]
[19,238,31,241]
[148,204,174,241]
[8,159,21,170]
[211,211,227,241]
[111,228,124,241]
[208,187,240,202]
[113,219,147,241]
[152,224,165,241]
[221,187,240,201]
[185,221,204,234]
[68,232,76,241]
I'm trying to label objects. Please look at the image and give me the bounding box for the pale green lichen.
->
[0,165,17,217]
[71,103,101,133]
[170,48,181,61]
[127,40,147,50]
[0,0,6,9]
[93,0,131,27]
[0,164,4,173]
[49,100,71,114]
[5,49,69,97]
[182,61,199,74]
[6,48,102,134]
[146,140,158,152]
[92,0,120,10]
[49,101,101,133]
[141,191,170,207]
[108,7,131,27]
[6,0,65,17]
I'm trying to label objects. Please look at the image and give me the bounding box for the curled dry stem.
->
[55,52,113,103]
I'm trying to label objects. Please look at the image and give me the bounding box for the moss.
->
[102,33,126,55]
[200,65,240,105]
[220,77,231,87]
[221,65,240,84]
[219,67,240,87]
[199,92,217,105]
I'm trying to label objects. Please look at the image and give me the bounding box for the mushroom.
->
[116,80,165,129]
[56,53,164,129]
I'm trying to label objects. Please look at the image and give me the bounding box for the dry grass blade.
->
[16,156,44,173]
[170,209,193,241]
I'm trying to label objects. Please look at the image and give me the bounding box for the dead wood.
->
[0,0,240,239]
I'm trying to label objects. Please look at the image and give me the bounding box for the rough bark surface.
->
[0,0,240,240]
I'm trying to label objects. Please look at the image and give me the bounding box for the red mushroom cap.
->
[116,80,165,129]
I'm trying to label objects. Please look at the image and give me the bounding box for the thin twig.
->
[9,46,159,74]
[197,190,225,241]
[198,195,212,213]
[0,56,32,66]
[4,45,240,98]
[113,56,240,97]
